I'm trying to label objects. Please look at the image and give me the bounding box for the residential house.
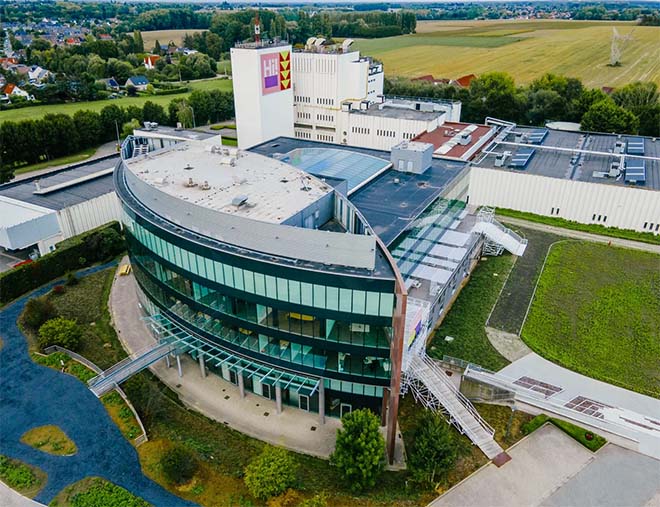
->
[453,74,477,88]
[105,77,120,91]
[125,75,149,91]
[28,65,50,84]
[143,55,160,70]
[1,83,35,102]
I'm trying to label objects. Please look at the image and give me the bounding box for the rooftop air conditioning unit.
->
[494,153,507,167]
[459,133,472,146]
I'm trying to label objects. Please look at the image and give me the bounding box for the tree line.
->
[0,89,234,183]
[385,74,660,136]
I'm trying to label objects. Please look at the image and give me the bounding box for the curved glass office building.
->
[115,134,406,443]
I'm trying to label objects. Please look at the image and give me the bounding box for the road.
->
[498,216,660,255]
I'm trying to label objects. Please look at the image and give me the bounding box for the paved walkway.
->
[498,353,660,459]
[0,264,195,506]
[430,424,660,507]
[12,142,119,182]
[484,327,532,362]
[0,482,44,507]
[498,216,660,255]
[110,260,407,466]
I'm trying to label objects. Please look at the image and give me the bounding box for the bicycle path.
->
[0,263,196,506]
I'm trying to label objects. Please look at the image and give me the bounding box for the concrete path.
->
[0,482,45,507]
[484,327,532,362]
[498,216,660,255]
[109,260,407,465]
[430,424,660,507]
[0,264,195,506]
[12,142,119,182]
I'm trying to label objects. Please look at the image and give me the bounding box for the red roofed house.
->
[1,83,35,102]
[453,74,477,88]
[143,55,160,70]
[411,74,451,86]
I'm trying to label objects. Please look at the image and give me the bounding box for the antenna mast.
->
[254,11,261,44]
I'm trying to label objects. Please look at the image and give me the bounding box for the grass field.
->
[428,254,513,371]
[0,78,232,124]
[356,20,660,87]
[140,29,208,50]
[522,241,660,397]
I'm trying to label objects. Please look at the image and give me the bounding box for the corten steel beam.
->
[377,236,408,465]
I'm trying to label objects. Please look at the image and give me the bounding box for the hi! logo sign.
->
[261,50,291,95]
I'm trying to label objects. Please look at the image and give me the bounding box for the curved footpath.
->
[0,264,196,507]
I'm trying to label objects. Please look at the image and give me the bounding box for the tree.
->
[611,82,660,136]
[73,110,103,149]
[100,104,126,142]
[160,446,197,485]
[408,411,460,486]
[467,72,519,123]
[30,38,51,51]
[38,317,83,351]
[22,297,57,330]
[330,409,384,492]
[152,39,162,55]
[133,30,144,53]
[244,446,297,500]
[581,100,640,134]
[142,101,167,124]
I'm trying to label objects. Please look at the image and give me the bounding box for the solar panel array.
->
[283,148,390,193]
[528,128,548,144]
[626,137,645,155]
[625,158,646,183]
[509,148,536,169]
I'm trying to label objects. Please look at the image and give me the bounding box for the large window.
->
[124,215,395,318]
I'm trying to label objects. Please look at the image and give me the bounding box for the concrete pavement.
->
[498,216,660,254]
[0,482,44,507]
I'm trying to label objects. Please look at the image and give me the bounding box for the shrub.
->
[0,222,124,305]
[160,446,198,486]
[0,455,36,490]
[298,492,329,507]
[70,478,149,507]
[22,296,56,330]
[330,409,384,492]
[244,446,297,500]
[38,317,83,351]
[408,411,459,486]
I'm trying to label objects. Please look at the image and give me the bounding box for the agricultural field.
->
[521,241,660,397]
[355,20,660,88]
[140,29,208,49]
[0,78,232,124]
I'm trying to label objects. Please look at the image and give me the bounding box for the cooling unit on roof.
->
[624,159,646,184]
[528,128,548,145]
[625,137,645,156]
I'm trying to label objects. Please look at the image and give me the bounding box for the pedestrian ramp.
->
[404,354,510,464]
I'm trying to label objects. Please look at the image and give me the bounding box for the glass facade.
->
[118,174,398,416]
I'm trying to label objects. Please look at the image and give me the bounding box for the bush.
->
[244,446,297,501]
[160,446,198,486]
[66,272,79,286]
[22,296,56,330]
[298,492,329,507]
[70,478,149,507]
[408,411,459,486]
[0,455,36,490]
[0,222,124,305]
[38,317,82,351]
[330,409,384,492]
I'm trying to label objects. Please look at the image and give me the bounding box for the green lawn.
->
[522,414,607,452]
[14,147,100,175]
[0,78,232,124]
[427,254,514,371]
[522,241,660,397]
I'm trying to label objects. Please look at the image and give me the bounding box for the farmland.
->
[140,29,208,49]
[355,20,660,88]
[521,241,660,397]
[0,77,232,124]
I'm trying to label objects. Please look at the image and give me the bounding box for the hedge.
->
[0,222,124,305]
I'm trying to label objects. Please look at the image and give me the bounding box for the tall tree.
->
[581,100,640,134]
[133,30,144,52]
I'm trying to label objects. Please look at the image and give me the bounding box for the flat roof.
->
[0,155,118,211]
[351,101,445,122]
[413,122,495,160]
[475,128,660,191]
[124,137,332,224]
[250,137,468,246]
[133,126,217,142]
[0,196,54,228]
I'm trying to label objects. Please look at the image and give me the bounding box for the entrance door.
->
[299,394,310,412]
[229,369,238,385]
[340,403,352,418]
[262,383,273,400]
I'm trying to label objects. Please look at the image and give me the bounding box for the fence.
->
[42,345,148,446]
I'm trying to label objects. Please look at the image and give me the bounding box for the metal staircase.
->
[472,207,527,256]
[88,341,176,397]
[403,354,507,461]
